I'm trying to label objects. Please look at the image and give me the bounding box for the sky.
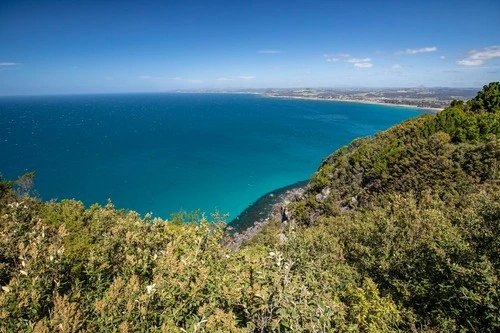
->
[1,0,499,95]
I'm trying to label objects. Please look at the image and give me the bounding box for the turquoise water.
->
[0,93,422,220]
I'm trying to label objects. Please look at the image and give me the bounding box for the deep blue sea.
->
[0,93,422,221]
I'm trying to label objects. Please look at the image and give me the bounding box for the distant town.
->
[262,87,478,110]
[186,87,479,110]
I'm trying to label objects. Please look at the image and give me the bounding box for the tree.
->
[450,99,464,108]
[469,82,500,113]
[15,171,36,197]
[0,173,13,202]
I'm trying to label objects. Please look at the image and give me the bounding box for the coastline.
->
[225,93,441,248]
[226,180,307,250]
[261,93,443,114]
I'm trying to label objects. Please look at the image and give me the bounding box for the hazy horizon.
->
[0,85,483,98]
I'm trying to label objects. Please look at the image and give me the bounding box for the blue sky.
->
[1,0,499,95]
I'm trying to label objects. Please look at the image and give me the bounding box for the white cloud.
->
[218,76,256,81]
[169,77,203,84]
[347,57,372,63]
[457,45,500,66]
[457,59,483,66]
[392,64,402,69]
[324,53,349,63]
[258,50,281,54]
[324,53,350,58]
[354,62,373,68]
[440,55,447,60]
[396,46,437,55]
[342,57,373,68]
[140,75,170,81]
[0,62,19,71]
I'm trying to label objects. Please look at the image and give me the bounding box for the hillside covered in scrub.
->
[1,83,499,332]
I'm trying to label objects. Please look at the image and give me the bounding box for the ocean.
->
[0,93,422,222]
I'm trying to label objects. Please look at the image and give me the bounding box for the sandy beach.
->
[262,93,443,114]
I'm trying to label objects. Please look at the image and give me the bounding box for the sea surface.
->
[0,93,422,222]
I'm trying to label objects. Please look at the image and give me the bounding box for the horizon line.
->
[0,85,484,98]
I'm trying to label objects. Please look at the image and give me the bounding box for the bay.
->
[0,93,422,221]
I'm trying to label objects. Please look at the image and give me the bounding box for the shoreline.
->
[226,180,307,250]
[261,93,443,114]
[224,94,442,247]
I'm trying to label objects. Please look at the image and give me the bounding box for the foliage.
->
[468,81,500,112]
[287,82,500,330]
[0,195,404,332]
[321,190,500,330]
[1,83,499,332]
[14,171,36,198]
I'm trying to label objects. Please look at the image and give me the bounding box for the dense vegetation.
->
[1,83,499,332]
